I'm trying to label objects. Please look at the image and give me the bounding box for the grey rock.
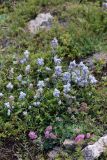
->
[63,139,75,149]
[28,13,53,34]
[83,135,107,160]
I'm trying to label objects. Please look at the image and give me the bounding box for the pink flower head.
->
[45,131,50,139]
[45,126,52,132]
[86,133,91,139]
[75,134,85,143]
[28,131,37,140]
[49,133,57,139]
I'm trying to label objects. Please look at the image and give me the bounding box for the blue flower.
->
[54,56,61,65]
[53,88,60,97]
[63,83,71,93]
[17,74,22,81]
[55,66,62,76]
[89,75,97,84]
[20,58,27,64]
[19,91,26,100]
[78,61,85,68]
[69,60,76,71]
[37,58,44,66]
[62,72,71,82]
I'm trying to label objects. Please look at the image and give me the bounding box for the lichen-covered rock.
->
[83,135,107,160]
[28,13,53,34]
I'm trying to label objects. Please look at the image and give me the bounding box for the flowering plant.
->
[0,38,98,150]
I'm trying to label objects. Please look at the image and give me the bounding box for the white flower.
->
[58,100,62,105]
[6,82,13,90]
[23,111,28,116]
[45,67,51,71]
[7,109,11,116]
[55,66,62,76]
[89,75,97,84]
[44,78,49,82]
[37,58,44,66]
[54,56,61,65]
[34,88,43,99]
[51,38,58,48]
[17,74,22,81]
[37,81,45,88]
[28,106,32,109]
[63,83,71,93]
[53,88,60,97]
[25,65,30,74]
[56,117,63,122]
[37,88,43,94]
[12,106,14,109]
[9,95,14,101]
[0,93,3,98]
[29,83,33,89]
[62,72,71,82]
[24,50,30,59]
[19,91,26,100]
[33,102,40,107]
[4,102,10,108]
[10,68,14,75]
[13,61,18,64]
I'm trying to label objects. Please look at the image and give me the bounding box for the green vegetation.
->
[0,0,107,159]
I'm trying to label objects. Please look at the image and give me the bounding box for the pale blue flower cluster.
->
[70,61,97,86]
[37,58,44,66]
[2,38,98,117]
[63,83,71,93]
[62,72,71,82]
[54,56,62,65]
[37,80,45,88]
[6,82,13,90]
[53,88,60,97]
[17,74,22,81]
[55,66,62,76]
[20,50,30,64]
[19,91,26,100]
